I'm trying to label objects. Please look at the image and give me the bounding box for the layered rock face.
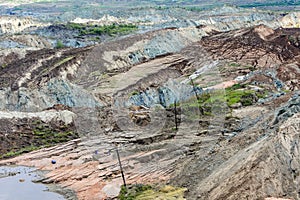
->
[1,5,300,200]
[200,25,300,67]
[0,16,46,35]
[0,25,209,111]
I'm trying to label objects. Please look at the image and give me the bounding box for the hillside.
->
[0,2,300,200]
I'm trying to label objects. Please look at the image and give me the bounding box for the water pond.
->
[0,166,65,200]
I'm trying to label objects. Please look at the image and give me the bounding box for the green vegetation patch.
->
[0,120,78,159]
[33,124,77,145]
[54,56,75,67]
[225,84,253,106]
[56,40,65,48]
[170,84,268,120]
[119,184,186,200]
[229,62,241,67]
[225,84,268,106]
[67,23,138,36]
[1,146,40,159]
[129,90,140,97]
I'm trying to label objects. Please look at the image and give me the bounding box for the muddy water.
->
[0,166,65,200]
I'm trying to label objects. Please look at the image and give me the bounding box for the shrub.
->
[118,184,152,200]
[56,40,65,48]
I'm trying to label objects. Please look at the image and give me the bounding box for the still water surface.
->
[0,166,65,200]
